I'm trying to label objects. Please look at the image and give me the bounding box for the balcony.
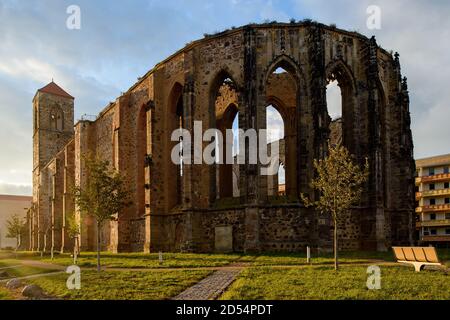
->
[421,235,450,242]
[420,188,450,198]
[415,192,422,201]
[418,173,450,184]
[417,219,450,227]
[416,204,450,213]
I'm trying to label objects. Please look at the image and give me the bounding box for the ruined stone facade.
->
[30,22,415,253]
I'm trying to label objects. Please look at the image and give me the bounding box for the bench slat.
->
[393,247,406,261]
[412,247,428,263]
[423,247,440,263]
[403,247,416,261]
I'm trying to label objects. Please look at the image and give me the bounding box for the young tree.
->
[73,155,131,272]
[6,214,25,253]
[66,212,80,265]
[302,144,369,271]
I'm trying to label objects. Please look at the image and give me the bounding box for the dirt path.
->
[7,259,67,271]
[0,271,65,284]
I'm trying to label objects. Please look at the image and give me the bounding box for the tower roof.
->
[37,81,74,99]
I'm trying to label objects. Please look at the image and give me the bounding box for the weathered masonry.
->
[30,22,415,254]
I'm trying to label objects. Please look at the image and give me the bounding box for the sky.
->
[0,0,449,196]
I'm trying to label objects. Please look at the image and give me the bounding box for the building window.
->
[430,213,436,220]
[430,229,437,235]
[446,198,450,204]
[429,167,435,176]
[445,182,450,189]
[50,107,64,131]
[446,213,450,220]
[444,167,449,174]
[429,184,435,190]
[430,198,436,205]
[446,229,450,235]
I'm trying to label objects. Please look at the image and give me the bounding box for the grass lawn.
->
[25,269,211,300]
[240,249,450,267]
[3,251,245,269]
[2,248,449,300]
[0,287,13,300]
[239,251,394,266]
[43,252,244,268]
[221,265,450,300]
[5,249,449,268]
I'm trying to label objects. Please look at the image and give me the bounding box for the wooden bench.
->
[392,247,445,272]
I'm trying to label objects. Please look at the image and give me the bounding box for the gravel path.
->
[173,269,241,300]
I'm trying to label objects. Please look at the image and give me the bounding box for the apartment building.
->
[415,154,450,246]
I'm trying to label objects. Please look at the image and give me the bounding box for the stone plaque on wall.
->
[215,226,233,253]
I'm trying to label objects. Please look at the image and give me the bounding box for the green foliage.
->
[301,144,369,270]
[73,154,132,271]
[65,212,79,239]
[6,214,25,241]
[302,144,369,220]
[73,155,132,225]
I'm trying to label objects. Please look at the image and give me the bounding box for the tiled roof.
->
[38,81,74,99]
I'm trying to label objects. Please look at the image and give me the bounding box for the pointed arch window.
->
[50,106,64,131]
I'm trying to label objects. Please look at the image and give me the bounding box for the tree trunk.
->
[73,236,78,265]
[334,220,339,271]
[15,236,19,259]
[96,222,101,272]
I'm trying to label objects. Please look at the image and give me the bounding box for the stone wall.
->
[30,22,415,254]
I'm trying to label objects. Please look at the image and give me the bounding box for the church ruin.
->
[29,22,415,254]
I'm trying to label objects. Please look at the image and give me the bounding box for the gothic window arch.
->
[50,106,64,131]
[325,60,357,153]
[264,56,305,198]
[211,70,240,200]
[166,82,184,212]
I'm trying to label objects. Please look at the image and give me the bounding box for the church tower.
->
[32,81,74,251]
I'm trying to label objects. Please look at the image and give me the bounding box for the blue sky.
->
[1,0,450,195]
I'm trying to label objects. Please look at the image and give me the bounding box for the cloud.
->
[0,183,32,196]
[326,81,342,120]
[267,106,284,143]
[289,0,450,159]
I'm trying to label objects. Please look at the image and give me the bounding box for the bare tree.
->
[74,155,131,272]
[302,144,369,271]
